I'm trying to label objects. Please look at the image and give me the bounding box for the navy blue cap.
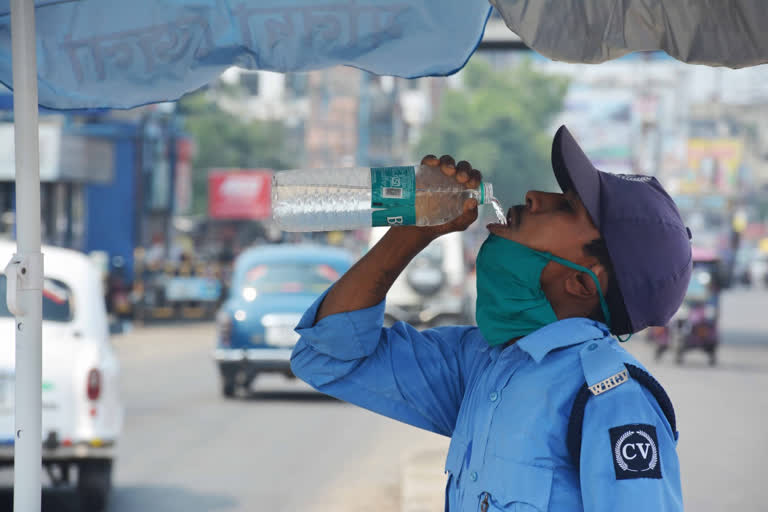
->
[551,125,692,333]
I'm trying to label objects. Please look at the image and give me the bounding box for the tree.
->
[179,88,299,214]
[414,58,569,205]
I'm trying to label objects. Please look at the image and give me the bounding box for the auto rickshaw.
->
[655,247,722,365]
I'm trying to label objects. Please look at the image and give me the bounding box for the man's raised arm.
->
[315,155,481,323]
[289,155,485,436]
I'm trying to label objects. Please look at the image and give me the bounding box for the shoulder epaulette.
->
[579,340,630,396]
[567,340,677,469]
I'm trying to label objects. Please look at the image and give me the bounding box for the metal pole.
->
[9,0,43,510]
[357,72,370,166]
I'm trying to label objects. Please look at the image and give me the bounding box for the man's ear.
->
[564,264,608,299]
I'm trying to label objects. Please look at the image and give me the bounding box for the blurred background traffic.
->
[0,10,766,512]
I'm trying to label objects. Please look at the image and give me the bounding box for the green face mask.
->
[475,234,611,346]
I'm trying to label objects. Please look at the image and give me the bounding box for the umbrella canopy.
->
[0,1,767,111]
[0,0,492,109]
[491,0,768,68]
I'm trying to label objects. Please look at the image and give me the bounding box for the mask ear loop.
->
[539,252,612,331]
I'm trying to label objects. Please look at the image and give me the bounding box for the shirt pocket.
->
[475,458,553,512]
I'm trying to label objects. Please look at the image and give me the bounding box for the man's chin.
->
[486,223,519,238]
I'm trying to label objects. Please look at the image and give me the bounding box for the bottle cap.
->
[480,182,493,204]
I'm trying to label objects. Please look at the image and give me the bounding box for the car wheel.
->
[78,459,112,512]
[222,379,236,398]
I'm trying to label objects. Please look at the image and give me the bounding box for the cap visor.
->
[551,125,602,229]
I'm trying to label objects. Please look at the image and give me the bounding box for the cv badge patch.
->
[609,424,662,480]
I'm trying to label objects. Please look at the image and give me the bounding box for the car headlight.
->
[242,287,258,302]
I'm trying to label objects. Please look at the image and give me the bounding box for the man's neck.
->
[502,336,523,349]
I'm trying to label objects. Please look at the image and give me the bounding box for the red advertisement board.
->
[208,169,272,220]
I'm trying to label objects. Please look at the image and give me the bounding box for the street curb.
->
[400,441,449,512]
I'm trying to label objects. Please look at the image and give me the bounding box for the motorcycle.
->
[666,248,721,365]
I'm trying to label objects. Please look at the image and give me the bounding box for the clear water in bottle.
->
[272,165,499,232]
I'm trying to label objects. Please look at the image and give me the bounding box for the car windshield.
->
[0,275,74,322]
[240,262,340,296]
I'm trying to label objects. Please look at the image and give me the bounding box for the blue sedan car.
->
[213,244,353,397]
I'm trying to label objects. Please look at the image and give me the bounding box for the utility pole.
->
[357,72,370,167]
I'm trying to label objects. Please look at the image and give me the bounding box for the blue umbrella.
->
[1,0,766,110]
[1,1,767,510]
[0,0,492,110]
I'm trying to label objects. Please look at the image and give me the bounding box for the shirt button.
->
[588,343,598,351]
[470,471,478,481]
[489,391,498,402]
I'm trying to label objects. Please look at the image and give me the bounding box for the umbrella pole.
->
[8,0,43,510]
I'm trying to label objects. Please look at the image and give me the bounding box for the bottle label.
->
[371,166,416,227]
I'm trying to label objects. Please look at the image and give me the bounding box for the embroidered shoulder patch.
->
[609,424,662,480]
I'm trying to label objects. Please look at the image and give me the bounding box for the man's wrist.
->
[386,226,439,250]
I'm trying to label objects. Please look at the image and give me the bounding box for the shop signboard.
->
[58,134,114,183]
[208,169,272,220]
[686,138,744,195]
[0,121,114,183]
[0,122,60,181]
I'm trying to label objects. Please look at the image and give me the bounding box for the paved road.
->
[107,323,438,512]
[0,322,438,512]
[634,288,768,511]
[0,288,763,511]
[630,342,768,511]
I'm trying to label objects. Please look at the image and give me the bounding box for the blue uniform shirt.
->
[291,290,683,511]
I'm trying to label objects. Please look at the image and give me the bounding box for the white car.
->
[0,240,123,511]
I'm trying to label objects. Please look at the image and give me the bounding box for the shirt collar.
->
[515,317,610,363]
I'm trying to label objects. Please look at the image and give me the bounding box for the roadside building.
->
[0,96,183,294]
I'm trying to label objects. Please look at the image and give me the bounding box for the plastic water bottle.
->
[271,164,498,232]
